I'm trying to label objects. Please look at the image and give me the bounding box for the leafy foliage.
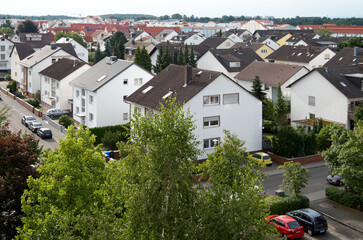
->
[264,195,310,215]
[337,37,363,51]
[275,81,289,129]
[134,46,152,71]
[0,105,11,126]
[271,126,300,158]
[354,105,363,123]
[89,124,129,145]
[26,98,40,108]
[278,162,310,195]
[58,115,74,128]
[93,43,106,64]
[54,31,87,49]
[16,19,38,33]
[101,130,123,150]
[109,31,127,59]
[316,123,346,152]
[325,187,362,210]
[7,80,18,94]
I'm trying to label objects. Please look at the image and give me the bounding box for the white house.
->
[18,43,80,97]
[200,37,235,49]
[10,42,35,83]
[39,59,90,110]
[125,64,262,160]
[234,61,309,101]
[56,37,88,62]
[155,29,179,42]
[0,36,14,71]
[289,64,363,130]
[170,32,206,46]
[69,56,154,128]
[261,37,280,51]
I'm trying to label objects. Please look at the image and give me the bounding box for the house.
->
[285,33,320,46]
[39,59,90,110]
[258,36,281,51]
[18,42,80,97]
[0,36,14,72]
[265,45,336,70]
[324,47,363,67]
[223,29,252,43]
[150,42,182,68]
[232,42,274,59]
[125,64,262,160]
[180,26,224,38]
[56,37,88,62]
[129,30,153,41]
[234,61,309,101]
[200,37,235,49]
[69,56,154,127]
[169,32,206,45]
[241,20,273,33]
[10,42,35,84]
[289,64,363,130]
[124,40,156,61]
[197,48,263,78]
[18,33,53,51]
[155,29,179,42]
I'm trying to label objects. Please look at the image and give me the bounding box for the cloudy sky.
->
[2,0,363,18]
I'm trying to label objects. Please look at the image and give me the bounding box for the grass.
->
[263,132,275,140]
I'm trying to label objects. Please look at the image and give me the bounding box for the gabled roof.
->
[324,48,363,67]
[235,61,306,87]
[39,58,88,81]
[125,64,223,110]
[69,57,134,92]
[200,37,229,49]
[266,45,330,63]
[19,32,52,49]
[138,27,182,37]
[207,48,263,72]
[11,42,35,60]
[19,43,78,67]
[232,42,269,52]
[289,64,363,99]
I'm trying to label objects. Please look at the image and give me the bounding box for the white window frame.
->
[76,90,80,98]
[123,113,128,120]
[203,116,220,128]
[308,96,315,106]
[223,93,239,105]
[89,113,94,121]
[203,137,220,149]
[203,95,220,106]
[89,95,94,104]
[229,62,240,68]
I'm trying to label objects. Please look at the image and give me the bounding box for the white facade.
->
[216,38,235,49]
[290,71,349,127]
[129,74,262,160]
[10,48,22,83]
[72,64,154,128]
[56,37,88,62]
[197,51,239,79]
[262,38,280,51]
[0,37,14,71]
[40,64,90,110]
[227,34,244,43]
[308,48,336,69]
[183,33,206,46]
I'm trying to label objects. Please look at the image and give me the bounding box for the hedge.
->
[264,195,310,215]
[89,124,130,145]
[325,187,363,211]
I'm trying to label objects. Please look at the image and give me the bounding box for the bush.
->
[264,195,310,215]
[7,80,17,94]
[271,126,300,158]
[325,187,362,210]
[101,130,122,150]
[5,74,11,81]
[26,98,40,108]
[59,115,74,128]
[89,124,130,145]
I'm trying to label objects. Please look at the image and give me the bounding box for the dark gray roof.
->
[19,32,52,49]
[254,30,314,38]
[126,64,224,110]
[290,64,363,99]
[208,48,263,72]
[11,42,35,60]
[266,45,329,63]
[70,57,134,92]
[232,42,269,52]
[39,58,88,81]
[324,48,363,67]
[200,37,228,49]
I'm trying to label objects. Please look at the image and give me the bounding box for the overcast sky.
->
[2,0,363,18]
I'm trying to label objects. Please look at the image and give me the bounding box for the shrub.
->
[26,98,40,108]
[325,187,362,210]
[5,73,11,81]
[7,80,17,94]
[101,130,122,150]
[271,126,300,158]
[264,195,310,215]
[89,124,130,145]
[59,115,74,128]
[304,133,316,156]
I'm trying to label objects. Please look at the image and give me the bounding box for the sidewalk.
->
[310,198,363,233]
[260,160,326,176]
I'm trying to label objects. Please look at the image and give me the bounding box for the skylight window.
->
[353,58,357,62]
[297,53,302,56]
[339,57,343,61]
[162,91,173,99]
[97,75,107,82]
[142,86,153,94]
[340,82,347,87]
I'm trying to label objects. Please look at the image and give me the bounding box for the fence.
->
[42,115,68,134]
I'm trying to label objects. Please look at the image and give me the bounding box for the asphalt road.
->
[0,90,65,150]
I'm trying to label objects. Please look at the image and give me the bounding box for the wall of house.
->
[56,38,88,62]
[228,34,243,43]
[11,49,22,83]
[216,39,234,49]
[290,70,349,127]
[281,67,309,100]
[309,49,336,70]
[276,33,292,46]
[262,39,280,51]
[184,34,206,46]
[0,38,14,71]
[197,51,229,76]
[256,45,274,59]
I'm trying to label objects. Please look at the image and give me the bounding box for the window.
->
[123,79,128,85]
[229,62,240,68]
[89,95,94,103]
[89,113,94,121]
[134,78,143,86]
[203,116,220,128]
[203,138,220,149]
[309,113,315,119]
[76,107,79,114]
[223,93,239,104]
[76,90,80,97]
[82,89,85,96]
[324,54,330,59]
[203,95,220,106]
[123,113,128,120]
[308,96,315,106]
[226,42,231,46]
[56,96,59,102]
[1,54,5,60]
[135,107,141,114]
[0,46,4,51]
[264,84,270,90]
[81,98,85,112]
[261,49,267,53]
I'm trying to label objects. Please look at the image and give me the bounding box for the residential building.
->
[169,32,206,45]
[232,42,274,59]
[125,64,262,160]
[200,37,235,49]
[70,56,154,127]
[324,47,363,67]
[18,32,53,51]
[56,37,88,62]
[10,42,35,83]
[0,36,14,71]
[155,29,179,42]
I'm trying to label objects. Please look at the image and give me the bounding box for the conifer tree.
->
[134,46,142,65]
[177,47,184,65]
[275,81,289,129]
[153,47,164,74]
[140,46,152,72]
[94,43,105,64]
[173,50,179,64]
[189,45,197,67]
[251,75,266,101]
[104,40,112,57]
[183,44,189,65]
[161,45,172,69]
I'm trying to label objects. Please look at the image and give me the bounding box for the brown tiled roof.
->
[324,47,363,67]
[11,42,35,60]
[266,45,329,63]
[200,37,228,49]
[235,61,306,87]
[232,42,267,52]
[125,64,223,110]
[19,32,52,49]
[39,58,88,81]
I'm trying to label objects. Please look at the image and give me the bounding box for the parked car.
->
[21,115,36,127]
[249,152,273,167]
[37,128,52,139]
[46,108,69,118]
[267,215,304,239]
[327,175,344,186]
[286,208,328,236]
[28,122,43,133]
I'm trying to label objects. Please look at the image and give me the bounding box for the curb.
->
[310,206,363,234]
[264,162,326,177]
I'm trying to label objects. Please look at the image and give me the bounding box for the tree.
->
[183,44,189,65]
[17,126,108,239]
[189,46,197,67]
[275,81,289,129]
[271,126,300,158]
[0,105,11,126]
[0,19,14,31]
[0,125,40,239]
[0,27,13,36]
[94,43,105,64]
[134,46,152,71]
[58,115,74,128]
[119,98,200,239]
[177,47,184,65]
[353,105,363,123]
[197,130,277,239]
[278,162,310,195]
[161,45,172,69]
[16,19,38,33]
[153,46,163,74]
[251,75,266,101]
[103,39,112,57]
[314,28,331,38]
[54,32,87,49]
[263,99,276,133]
[337,37,363,51]
[109,31,127,59]
[335,121,363,200]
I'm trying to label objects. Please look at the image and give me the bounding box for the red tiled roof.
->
[138,26,182,37]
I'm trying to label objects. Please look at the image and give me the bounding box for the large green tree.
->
[93,43,105,64]
[153,46,164,73]
[54,31,87,49]
[275,81,289,129]
[109,31,127,59]
[278,162,310,195]
[251,75,266,101]
[119,98,200,239]
[197,130,277,239]
[16,19,38,33]
[189,45,197,67]
[134,45,152,71]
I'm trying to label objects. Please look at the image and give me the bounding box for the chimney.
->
[50,42,56,50]
[354,46,360,57]
[238,46,243,54]
[184,65,192,86]
[307,44,311,54]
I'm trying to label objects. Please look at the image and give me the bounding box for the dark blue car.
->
[286,208,328,236]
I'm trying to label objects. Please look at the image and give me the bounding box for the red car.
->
[268,215,304,239]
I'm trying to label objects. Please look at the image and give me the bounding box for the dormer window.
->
[229,62,240,68]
